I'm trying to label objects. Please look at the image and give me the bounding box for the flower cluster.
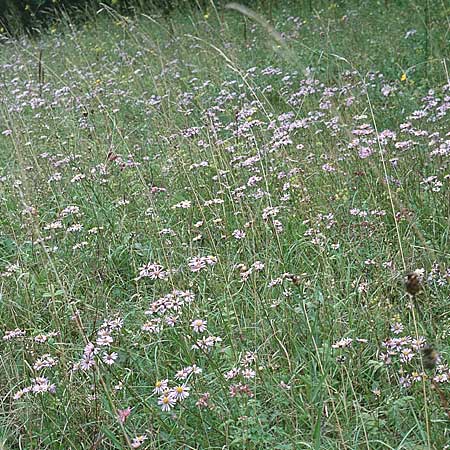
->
[14,377,56,400]
[72,317,123,371]
[188,255,218,272]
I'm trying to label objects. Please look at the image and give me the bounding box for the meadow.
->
[0,0,450,448]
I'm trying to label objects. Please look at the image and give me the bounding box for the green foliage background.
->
[0,0,214,34]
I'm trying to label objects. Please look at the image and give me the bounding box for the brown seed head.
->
[421,345,439,370]
[405,272,421,295]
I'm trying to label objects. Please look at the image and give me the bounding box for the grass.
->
[0,0,449,448]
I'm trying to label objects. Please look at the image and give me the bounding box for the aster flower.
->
[96,334,113,347]
[153,379,168,395]
[158,393,177,411]
[137,262,168,280]
[188,257,206,272]
[131,435,147,448]
[170,384,190,401]
[191,319,207,333]
[332,337,353,349]
[196,392,210,409]
[102,352,118,365]
[241,368,256,379]
[225,368,239,380]
[232,229,246,239]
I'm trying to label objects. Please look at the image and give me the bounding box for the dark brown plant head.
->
[405,270,423,295]
[421,345,439,370]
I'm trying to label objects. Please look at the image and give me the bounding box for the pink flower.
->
[117,407,131,424]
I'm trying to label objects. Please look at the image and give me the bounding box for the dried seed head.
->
[283,273,301,285]
[421,345,439,370]
[405,270,423,295]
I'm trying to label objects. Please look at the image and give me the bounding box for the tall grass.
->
[0,1,449,448]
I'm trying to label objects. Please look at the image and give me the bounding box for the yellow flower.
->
[400,73,407,81]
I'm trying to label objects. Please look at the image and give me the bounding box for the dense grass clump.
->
[0,1,449,448]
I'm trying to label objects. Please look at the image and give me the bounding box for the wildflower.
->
[131,435,147,448]
[191,364,203,375]
[71,173,85,183]
[171,384,190,401]
[321,163,336,172]
[80,356,95,371]
[399,348,415,363]
[242,351,257,365]
[229,383,254,398]
[142,318,162,333]
[33,354,58,371]
[60,205,80,217]
[232,229,246,239]
[34,332,58,343]
[262,206,279,220]
[96,333,113,347]
[400,73,407,81]
[153,379,168,395]
[13,387,30,400]
[332,337,353,349]
[191,319,207,333]
[379,353,392,365]
[137,262,168,280]
[411,371,424,382]
[188,257,206,272]
[31,377,56,394]
[192,335,222,351]
[165,315,178,327]
[196,392,210,409]
[399,375,412,388]
[172,200,191,209]
[3,329,26,340]
[117,407,131,424]
[434,373,449,383]
[158,393,177,411]
[175,364,203,382]
[67,223,83,232]
[252,261,264,271]
[390,322,404,335]
[225,368,239,380]
[205,255,218,265]
[241,368,256,379]
[102,352,118,365]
